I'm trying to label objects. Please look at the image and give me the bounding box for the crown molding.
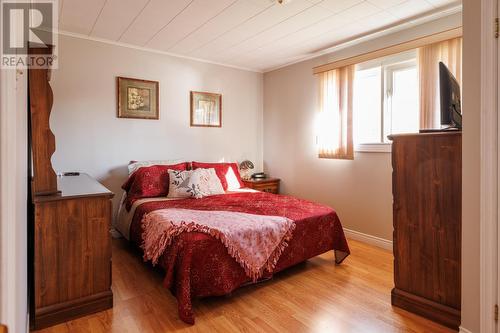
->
[263,2,462,73]
[55,30,264,74]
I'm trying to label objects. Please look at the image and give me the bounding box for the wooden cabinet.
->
[32,174,114,330]
[242,178,280,194]
[388,132,461,330]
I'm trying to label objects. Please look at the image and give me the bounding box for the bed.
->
[115,162,350,324]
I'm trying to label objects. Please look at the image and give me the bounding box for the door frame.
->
[0,39,29,333]
[479,0,499,332]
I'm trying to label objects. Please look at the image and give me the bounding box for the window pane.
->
[353,67,381,144]
[387,66,419,138]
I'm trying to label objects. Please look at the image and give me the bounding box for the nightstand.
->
[242,178,280,194]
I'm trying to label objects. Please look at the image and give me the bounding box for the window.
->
[353,51,419,152]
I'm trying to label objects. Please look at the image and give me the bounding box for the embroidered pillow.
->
[191,162,244,190]
[167,168,225,199]
[121,163,188,210]
[200,168,225,196]
[167,170,199,198]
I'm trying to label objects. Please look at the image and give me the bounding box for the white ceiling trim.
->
[56,29,264,73]
[264,2,462,72]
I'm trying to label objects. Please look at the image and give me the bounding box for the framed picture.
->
[117,76,159,119]
[190,91,222,127]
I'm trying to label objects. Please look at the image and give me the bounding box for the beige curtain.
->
[418,37,462,129]
[317,65,354,160]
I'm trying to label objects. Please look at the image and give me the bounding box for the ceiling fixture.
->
[276,0,292,4]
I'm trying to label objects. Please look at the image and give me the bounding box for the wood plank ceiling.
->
[58,0,461,72]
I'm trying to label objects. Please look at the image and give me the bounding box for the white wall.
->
[263,13,462,241]
[51,35,264,214]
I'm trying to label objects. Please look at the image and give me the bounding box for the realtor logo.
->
[1,0,58,69]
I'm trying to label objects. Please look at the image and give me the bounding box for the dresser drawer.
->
[252,183,279,194]
[242,178,280,194]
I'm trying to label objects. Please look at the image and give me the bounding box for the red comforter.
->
[129,191,350,324]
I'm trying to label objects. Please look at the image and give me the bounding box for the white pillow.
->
[201,168,225,195]
[167,168,224,199]
[128,159,184,175]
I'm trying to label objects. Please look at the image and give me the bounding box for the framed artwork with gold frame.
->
[117,76,159,119]
[190,91,222,127]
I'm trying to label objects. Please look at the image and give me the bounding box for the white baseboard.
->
[459,327,473,333]
[343,228,393,251]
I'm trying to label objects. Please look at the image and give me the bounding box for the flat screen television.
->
[439,61,462,129]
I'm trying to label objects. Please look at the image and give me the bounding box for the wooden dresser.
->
[242,178,280,194]
[389,132,461,330]
[32,174,114,329]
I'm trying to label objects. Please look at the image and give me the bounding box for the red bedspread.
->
[129,192,350,324]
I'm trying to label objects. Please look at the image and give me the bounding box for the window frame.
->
[354,50,418,153]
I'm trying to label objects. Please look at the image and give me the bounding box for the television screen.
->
[439,62,462,129]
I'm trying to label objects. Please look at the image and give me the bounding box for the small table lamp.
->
[239,160,254,180]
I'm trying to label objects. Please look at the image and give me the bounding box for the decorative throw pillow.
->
[121,163,188,210]
[199,168,225,196]
[167,170,198,198]
[191,162,244,190]
[167,168,225,199]
[128,159,186,174]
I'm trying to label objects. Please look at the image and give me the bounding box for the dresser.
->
[32,174,114,329]
[242,178,280,194]
[388,132,461,330]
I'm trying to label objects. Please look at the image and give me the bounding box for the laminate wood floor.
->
[34,238,454,333]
